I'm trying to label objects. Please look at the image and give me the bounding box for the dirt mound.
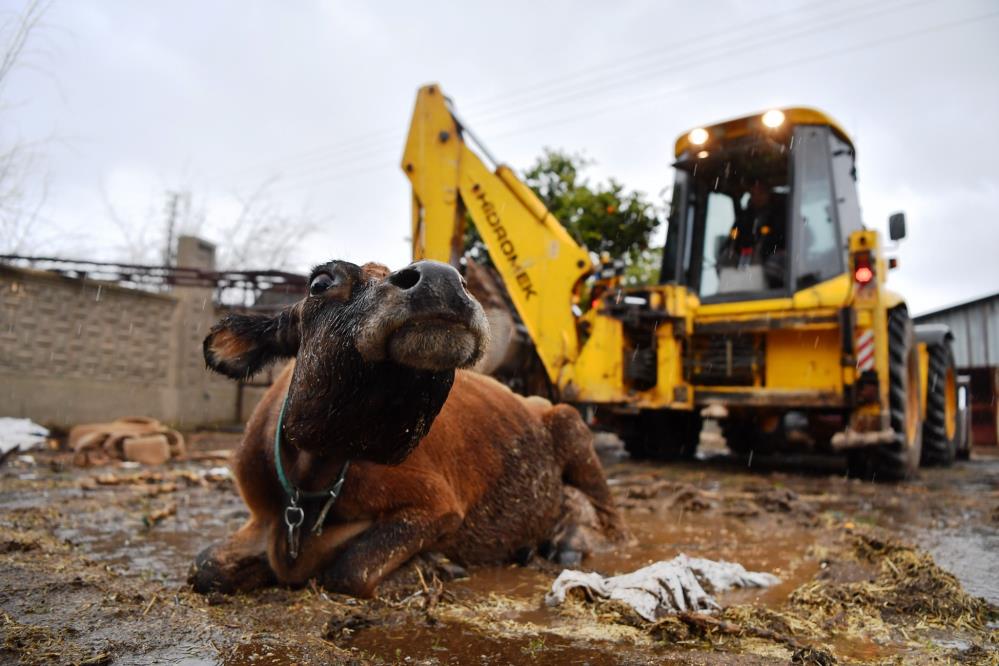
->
[849,533,992,625]
[786,532,995,633]
[733,531,996,661]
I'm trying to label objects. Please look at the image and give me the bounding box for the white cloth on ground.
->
[545,554,780,621]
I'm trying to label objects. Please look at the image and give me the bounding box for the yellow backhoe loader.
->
[402,83,967,479]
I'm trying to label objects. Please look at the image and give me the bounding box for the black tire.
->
[620,410,702,461]
[850,308,922,481]
[920,341,958,466]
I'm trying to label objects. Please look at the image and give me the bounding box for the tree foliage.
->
[466,148,663,282]
[522,149,661,262]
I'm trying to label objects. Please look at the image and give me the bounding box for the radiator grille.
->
[687,333,763,386]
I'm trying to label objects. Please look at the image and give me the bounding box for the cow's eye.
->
[309,273,339,295]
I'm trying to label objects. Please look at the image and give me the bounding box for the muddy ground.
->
[1,433,997,665]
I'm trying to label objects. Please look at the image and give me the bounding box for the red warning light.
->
[854,251,874,285]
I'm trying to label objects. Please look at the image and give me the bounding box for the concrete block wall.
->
[1,265,179,425]
[0,236,263,429]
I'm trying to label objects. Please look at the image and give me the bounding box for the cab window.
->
[829,132,863,237]
[792,126,842,288]
[664,132,792,300]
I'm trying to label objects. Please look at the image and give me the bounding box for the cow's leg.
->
[189,520,273,594]
[318,507,462,598]
[270,520,372,586]
[544,405,630,547]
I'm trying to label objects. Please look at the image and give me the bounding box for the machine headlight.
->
[762,109,785,128]
[688,127,709,145]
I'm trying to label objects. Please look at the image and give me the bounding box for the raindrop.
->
[747,450,754,468]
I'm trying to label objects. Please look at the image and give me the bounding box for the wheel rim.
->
[905,353,920,445]
[944,366,957,441]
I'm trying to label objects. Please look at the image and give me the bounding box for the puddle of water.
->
[125,643,220,666]
[217,643,305,666]
[451,501,819,608]
[347,620,628,665]
[49,483,245,584]
[454,564,552,600]
[827,636,895,661]
[590,508,817,607]
[921,526,999,604]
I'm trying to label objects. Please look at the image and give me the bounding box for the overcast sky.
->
[2,0,998,313]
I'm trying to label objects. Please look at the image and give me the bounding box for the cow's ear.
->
[203,307,300,379]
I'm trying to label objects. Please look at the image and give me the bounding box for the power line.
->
[489,8,999,146]
[262,159,398,196]
[204,0,881,186]
[469,0,937,128]
[268,6,998,197]
[460,0,864,114]
[242,0,933,193]
[210,127,403,184]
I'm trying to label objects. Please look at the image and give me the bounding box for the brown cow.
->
[189,259,626,597]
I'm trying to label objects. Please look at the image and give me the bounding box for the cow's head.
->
[203,260,488,463]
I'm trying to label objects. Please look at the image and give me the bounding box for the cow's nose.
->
[388,261,464,292]
[387,266,421,290]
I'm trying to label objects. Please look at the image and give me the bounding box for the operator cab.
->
[661,108,863,301]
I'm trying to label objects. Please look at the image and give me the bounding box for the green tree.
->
[465,148,663,283]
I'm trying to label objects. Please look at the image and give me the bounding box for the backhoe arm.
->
[402,83,592,382]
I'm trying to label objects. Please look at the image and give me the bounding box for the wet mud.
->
[1,433,996,665]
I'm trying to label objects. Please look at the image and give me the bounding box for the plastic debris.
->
[545,554,780,621]
[0,418,49,455]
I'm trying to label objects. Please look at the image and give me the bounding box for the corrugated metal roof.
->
[915,291,999,320]
[915,293,999,368]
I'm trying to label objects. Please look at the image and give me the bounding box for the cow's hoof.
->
[513,546,536,566]
[437,560,468,581]
[422,552,468,581]
[188,547,235,595]
[318,573,377,598]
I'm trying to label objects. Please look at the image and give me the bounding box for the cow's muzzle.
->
[356,261,489,371]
